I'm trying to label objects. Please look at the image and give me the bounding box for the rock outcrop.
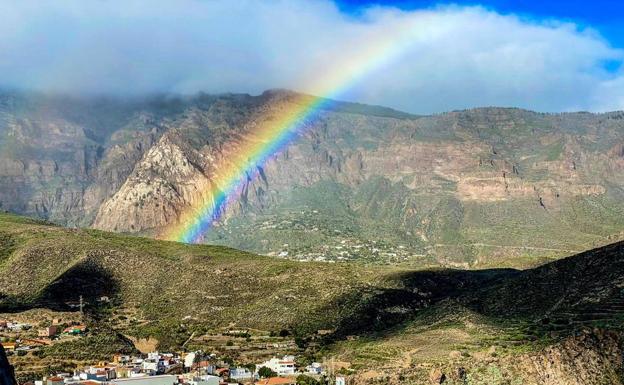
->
[3,91,624,264]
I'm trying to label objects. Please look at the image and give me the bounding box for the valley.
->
[3,2,624,385]
[2,90,624,384]
[3,91,624,267]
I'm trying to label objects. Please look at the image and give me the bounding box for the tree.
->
[258,366,277,378]
[244,363,256,374]
[294,336,307,349]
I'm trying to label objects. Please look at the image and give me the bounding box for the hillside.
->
[1,213,624,384]
[2,91,624,266]
[0,212,389,333]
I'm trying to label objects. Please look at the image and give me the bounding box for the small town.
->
[20,351,343,385]
[0,316,346,385]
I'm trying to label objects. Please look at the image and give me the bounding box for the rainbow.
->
[161,14,428,243]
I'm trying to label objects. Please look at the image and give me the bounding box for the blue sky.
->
[1,0,623,113]
[338,0,624,48]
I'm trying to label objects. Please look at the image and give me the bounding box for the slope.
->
[2,213,624,384]
[3,90,624,265]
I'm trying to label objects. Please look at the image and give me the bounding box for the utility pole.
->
[79,295,84,321]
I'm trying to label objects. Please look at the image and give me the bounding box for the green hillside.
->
[0,212,391,331]
[2,212,624,383]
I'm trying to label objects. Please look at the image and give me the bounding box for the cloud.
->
[0,0,622,113]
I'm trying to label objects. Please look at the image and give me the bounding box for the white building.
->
[110,375,177,385]
[305,362,323,375]
[189,375,220,385]
[184,352,196,370]
[229,367,254,381]
[115,355,131,364]
[141,359,159,373]
[256,355,296,376]
[8,322,31,331]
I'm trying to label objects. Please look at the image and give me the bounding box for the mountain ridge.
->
[3,89,624,266]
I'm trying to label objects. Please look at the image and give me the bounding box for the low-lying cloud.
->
[1,0,623,113]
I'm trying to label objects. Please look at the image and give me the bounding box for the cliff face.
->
[3,90,624,265]
[92,133,213,232]
[0,93,168,227]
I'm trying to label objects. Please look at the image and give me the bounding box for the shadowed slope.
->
[1,211,623,339]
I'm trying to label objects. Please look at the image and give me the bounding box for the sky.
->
[338,0,624,47]
[1,0,623,113]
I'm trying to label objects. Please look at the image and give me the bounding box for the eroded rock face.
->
[0,93,168,226]
[92,134,213,232]
[3,91,624,263]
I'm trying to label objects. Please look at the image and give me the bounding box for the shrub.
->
[296,374,320,385]
[258,366,277,378]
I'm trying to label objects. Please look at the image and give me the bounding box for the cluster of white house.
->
[31,353,331,385]
[33,353,186,385]
[228,355,323,382]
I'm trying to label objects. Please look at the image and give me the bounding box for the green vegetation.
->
[4,91,624,268]
[257,366,277,378]
[0,212,392,339]
[296,374,322,385]
[39,332,136,361]
[1,212,624,384]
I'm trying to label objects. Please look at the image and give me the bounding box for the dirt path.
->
[434,243,580,253]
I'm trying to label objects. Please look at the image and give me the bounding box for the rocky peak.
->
[92,132,212,233]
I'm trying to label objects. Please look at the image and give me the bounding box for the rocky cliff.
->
[2,90,624,266]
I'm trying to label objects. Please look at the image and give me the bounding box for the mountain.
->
[1,213,624,384]
[2,90,624,266]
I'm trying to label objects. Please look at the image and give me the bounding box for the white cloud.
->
[592,71,624,111]
[0,0,622,113]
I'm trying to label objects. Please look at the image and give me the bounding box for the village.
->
[0,314,348,385]
[21,351,346,385]
[0,318,87,354]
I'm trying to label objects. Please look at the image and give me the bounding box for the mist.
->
[1,0,623,113]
